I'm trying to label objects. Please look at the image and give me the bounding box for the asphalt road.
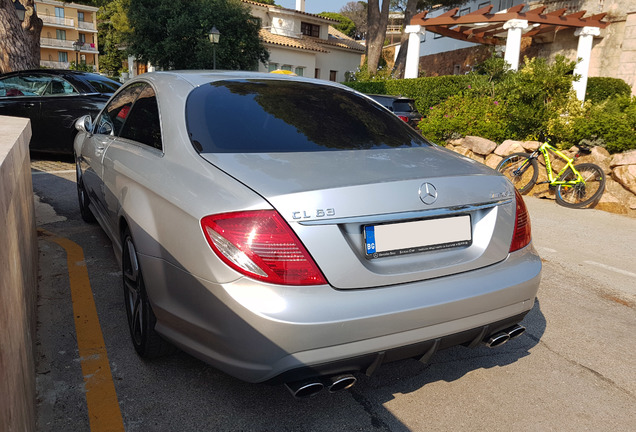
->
[33,159,636,432]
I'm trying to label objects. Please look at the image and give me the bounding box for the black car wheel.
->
[122,228,175,358]
[75,158,96,223]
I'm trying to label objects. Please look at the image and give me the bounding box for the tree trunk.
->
[391,0,419,79]
[366,0,390,76]
[0,0,42,73]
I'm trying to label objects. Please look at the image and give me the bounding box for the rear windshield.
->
[186,79,430,153]
[392,100,416,113]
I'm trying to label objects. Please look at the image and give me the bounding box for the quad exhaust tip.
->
[285,374,357,398]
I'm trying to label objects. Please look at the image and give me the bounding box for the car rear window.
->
[186,79,430,153]
[392,100,416,112]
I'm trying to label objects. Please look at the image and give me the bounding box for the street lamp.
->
[72,39,84,67]
[13,0,26,22]
[208,26,221,70]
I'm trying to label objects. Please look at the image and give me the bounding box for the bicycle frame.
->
[529,142,584,186]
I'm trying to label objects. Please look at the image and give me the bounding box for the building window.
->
[301,22,320,38]
[478,2,491,9]
[55,7,64,18]
[268,63,278,72]
[498,0,513,11]
[453,64,461,75]
[79,33,85,43]
[56,29,66,40]
[314,68,320,79]
[281,64,292,71]
[294,67,304,77]
[459,8,470,16]
[78,11,84,22]
[329,70,337,82]
[58,52,68,63]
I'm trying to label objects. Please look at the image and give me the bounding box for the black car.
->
[366,94,423,129]
[0,69,121,154]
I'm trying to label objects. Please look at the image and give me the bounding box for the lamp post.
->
[13,0,26,22]
[208,26,221,70]
[72,39,83,68]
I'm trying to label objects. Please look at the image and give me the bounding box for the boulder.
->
[522,141,541,152]
[451,136,497,156]
[495,140,526,156]
[452,146,475,159]
[612,165,636,195]
[610,150,636,168]
[485,153,503,170]
[594,192,628,215]
[575,146,612,174]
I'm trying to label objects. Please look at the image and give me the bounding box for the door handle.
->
[21,102,36,108]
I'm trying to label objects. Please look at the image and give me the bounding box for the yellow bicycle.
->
[496,139,605,209]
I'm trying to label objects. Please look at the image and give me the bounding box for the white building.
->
[244,0,364,81]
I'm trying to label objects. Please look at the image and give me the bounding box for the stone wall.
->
[446,135,636,216]
[0,116,37,432]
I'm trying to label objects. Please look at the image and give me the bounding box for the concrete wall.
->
[0,116,37,432]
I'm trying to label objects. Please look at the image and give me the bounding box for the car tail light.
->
[397,115,409,123]
[201,210,327,286]
[510,189,532,252]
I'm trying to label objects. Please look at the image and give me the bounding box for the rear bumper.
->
[141,244,541,383]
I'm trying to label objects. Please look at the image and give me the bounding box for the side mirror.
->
[75,115,92,133]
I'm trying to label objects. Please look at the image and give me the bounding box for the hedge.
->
[344,75,489,115]
[585,77,632,104]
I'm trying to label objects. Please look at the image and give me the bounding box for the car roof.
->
[366,94,414,102]
[125,70,349,91]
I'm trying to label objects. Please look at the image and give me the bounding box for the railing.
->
[78,21,96,31]
[40,37,75,49]
[40,15,74,27]
[40,60,70,69]
[40,38,98,52]
[387,25,403,33]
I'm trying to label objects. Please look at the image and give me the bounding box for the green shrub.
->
[418,94,509,144]
[585,77,631,104]
[344,75,488,116]
[571,96,636,153]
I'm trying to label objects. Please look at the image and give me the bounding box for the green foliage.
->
[97,0,131,76]
[571,96,636,153]
[127,0,268,70]
[69,61,95,72]
[418,94,508,144]
[496,56,578,140]
[319,12,356,38]
[585,77,632,104]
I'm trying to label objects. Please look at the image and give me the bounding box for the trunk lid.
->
[200,146,516,289]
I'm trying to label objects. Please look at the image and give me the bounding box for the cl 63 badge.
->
[292,208,336,220]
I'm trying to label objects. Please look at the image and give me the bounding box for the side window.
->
[0,74,51,97]
[119,84,162,150]
[43,77,78,96]
[94,83,143,136]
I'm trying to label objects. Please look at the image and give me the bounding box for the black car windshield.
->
[186,79,430,153]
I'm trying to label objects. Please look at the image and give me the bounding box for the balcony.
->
[40,38,98,53]
[78,21,96,31]
[40,60,69,69]
[40,15,74,28]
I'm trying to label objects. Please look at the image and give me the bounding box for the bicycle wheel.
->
[496,153,538,194]
[555,163,606,208]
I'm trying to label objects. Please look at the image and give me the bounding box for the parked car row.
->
[3,68,541,398]
[0,69,120,154]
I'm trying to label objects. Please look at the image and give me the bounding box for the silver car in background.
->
[74,71,541,398]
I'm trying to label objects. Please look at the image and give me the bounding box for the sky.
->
[275,0,352,14]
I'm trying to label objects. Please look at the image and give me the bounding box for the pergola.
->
[404,4,609,100]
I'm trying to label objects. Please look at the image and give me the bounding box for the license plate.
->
[364,215,472,258]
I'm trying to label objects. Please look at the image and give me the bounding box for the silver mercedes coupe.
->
[74,71,541,398]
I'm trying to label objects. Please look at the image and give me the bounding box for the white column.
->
[127,55,135,77]
[404,25,422,79]
[573,26,601,101]
[503,19,528,71]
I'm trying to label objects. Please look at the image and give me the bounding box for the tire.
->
[75,157,96,223]
[122,228,175,358]
[496,153,538,195]
[555,163,606,209]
